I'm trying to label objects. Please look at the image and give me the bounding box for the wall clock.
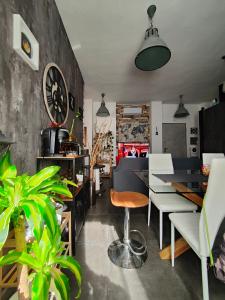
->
[43,63,69,125]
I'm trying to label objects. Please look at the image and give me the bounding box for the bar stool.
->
[108,189,148,269]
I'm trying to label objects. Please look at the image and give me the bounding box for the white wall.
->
[93,101,117,166]
[162,104,201,157]
[83,98,93,151]
[150,102,201,156]
[85,97,202,160]
[151,101,163,153]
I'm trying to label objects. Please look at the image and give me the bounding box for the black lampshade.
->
[96,93,110,117]
[174,95,190,118]
[135,5,171,71]
[135,28,171,71]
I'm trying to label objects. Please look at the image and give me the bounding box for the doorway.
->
[162,123,187,158]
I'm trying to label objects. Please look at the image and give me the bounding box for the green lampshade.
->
[174,103,190,118]
[96,93,110,117]
[135,28,171,71]
[174,95,190,118]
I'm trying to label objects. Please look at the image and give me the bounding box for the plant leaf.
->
[31,272,51,300]
[34,179,58,191]
[40,184,73,198]
[63,179,78,187]
[28,166,60,190]
[0,150,11,176]
[35,227,52,266]
[22,200,43,241]
[0,186,7,197]
[54,256,82,298]
[0,250,40,270]
[1,165,17,181]
[27,194,59,240]
[51,268,70,300]
[0,206,14,250]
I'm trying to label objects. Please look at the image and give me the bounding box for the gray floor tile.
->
[73,179,225,300]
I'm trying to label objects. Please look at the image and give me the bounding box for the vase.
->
[89,179,96,207]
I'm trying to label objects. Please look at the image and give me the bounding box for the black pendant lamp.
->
[174,95,190,118]
[135,5,171,71]
[96,93,110,117]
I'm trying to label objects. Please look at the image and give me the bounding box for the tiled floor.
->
[71,180,225,300]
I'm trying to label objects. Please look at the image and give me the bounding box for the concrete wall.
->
[0,0,84,174]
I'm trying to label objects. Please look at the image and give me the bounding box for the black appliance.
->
[41,128,69,156]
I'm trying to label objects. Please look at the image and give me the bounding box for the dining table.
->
[135,170,208,260]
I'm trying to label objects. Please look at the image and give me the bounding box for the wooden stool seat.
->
[111,189,148,208]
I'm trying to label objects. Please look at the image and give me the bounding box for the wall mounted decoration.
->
[190,137,198,145]
[69,92,76,111]
[42,63,69,125]
[116,104,150,142]
[13,14,39,70]
[190,127,198,135]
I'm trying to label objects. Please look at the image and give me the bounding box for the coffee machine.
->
[41,128,69,156]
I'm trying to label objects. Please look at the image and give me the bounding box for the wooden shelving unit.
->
[36,155,90,255]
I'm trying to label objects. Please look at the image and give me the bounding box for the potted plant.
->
[0,150,81,299]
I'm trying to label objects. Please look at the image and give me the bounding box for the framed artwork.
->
[13,14,39,70]
[69,93,76,111]
[190,127,198,135]
[190,137,198,145]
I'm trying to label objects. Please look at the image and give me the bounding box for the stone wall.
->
[0,0,84,174]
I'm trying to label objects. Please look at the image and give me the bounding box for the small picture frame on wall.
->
[190,127,198,135]
[13,14,39,70]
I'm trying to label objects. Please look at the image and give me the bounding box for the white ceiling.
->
[55,0,225,104]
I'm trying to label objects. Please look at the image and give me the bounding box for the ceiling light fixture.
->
[135,5,171,71]
[174,95,190,118]
[96,93,110,117]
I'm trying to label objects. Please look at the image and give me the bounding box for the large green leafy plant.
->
[0,151,81,299]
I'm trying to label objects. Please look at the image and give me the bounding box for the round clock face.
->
[43,63,69,125]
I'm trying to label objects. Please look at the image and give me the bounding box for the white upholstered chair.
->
[202,153,224,166]
[169,158,225,300]
[148,154,198,249]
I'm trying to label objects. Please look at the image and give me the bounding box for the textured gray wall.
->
[0,0,84,174]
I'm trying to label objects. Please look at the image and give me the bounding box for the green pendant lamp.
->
[96,93,110,117]
[174,95,190,118]
[135,5,171,71]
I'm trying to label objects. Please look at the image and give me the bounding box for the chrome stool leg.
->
[108,208,148,269]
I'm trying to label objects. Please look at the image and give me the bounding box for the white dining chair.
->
[202,153,224,166]
[148,154,198,249]
[169,158,225,300]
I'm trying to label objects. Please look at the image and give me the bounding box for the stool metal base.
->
[108,239,148,269]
